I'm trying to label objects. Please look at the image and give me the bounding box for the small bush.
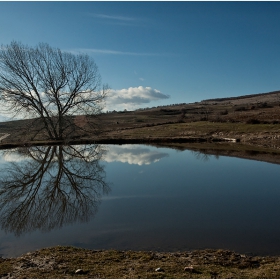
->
[235,106,247,112]
[177,113,186,123]
[246,119,260,124]
[227,119,238,123]
[257,102,272,108]
[220,110,228,115]
[200,117,208,121]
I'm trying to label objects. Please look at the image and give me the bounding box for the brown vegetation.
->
[1,246,280,279]
[1,90,280,148]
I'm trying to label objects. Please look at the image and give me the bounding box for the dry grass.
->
[1,90,280,148]
[103,121,280,141]
[2,246,280,279]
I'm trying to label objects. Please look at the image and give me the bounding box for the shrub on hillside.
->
[234,106,247,112]
[246,119,260,124]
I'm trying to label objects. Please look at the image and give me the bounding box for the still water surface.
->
[0,144,279,257]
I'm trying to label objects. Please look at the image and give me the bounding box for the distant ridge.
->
[202,90,280,102]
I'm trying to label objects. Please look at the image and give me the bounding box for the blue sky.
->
[1,1,280,112]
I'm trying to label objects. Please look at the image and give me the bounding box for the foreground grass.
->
[2,246,280,279]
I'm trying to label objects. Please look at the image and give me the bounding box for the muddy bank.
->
[153,141,280,165]
[0,135,237,149]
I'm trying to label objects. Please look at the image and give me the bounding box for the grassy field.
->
[102,121,280,138]
[1,90,280,149]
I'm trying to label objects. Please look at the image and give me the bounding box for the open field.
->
[1,90,280,147]
[95,90,280,148]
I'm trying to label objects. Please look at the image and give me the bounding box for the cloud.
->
[88,13,146,27]
[103,145,169,165]
[1,152,25,162]
[105,86,169,111]
[73,48,161,56]
[91,14,136,22]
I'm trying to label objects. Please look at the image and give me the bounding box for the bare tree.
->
[0,41,108,141]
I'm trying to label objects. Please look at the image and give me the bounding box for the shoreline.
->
[1,246,280,279]
[1,135,280,166]
[0,136,236,149]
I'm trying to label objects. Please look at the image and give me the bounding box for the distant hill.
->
[201,90,280,103]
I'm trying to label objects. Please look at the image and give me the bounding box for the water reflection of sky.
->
[0,145,280,257]
[102,144,169,165]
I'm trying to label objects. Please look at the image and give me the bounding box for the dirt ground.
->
[1,246,280,279]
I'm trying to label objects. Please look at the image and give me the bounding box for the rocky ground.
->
[1,246,280,279]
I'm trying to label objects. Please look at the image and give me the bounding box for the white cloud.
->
[91,14,136,22]
[73,48,161,56]
[102,145,169,165]
[88,13,148,28]
[105,86,169,111]
[2,152,25,162]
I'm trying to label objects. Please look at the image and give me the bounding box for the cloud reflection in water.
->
[102,144,169,165]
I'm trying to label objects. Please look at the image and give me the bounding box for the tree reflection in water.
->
[0,144,110,236]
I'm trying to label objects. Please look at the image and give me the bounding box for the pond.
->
[0,144,279,257]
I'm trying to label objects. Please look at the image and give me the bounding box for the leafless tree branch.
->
[0,41,108,141]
